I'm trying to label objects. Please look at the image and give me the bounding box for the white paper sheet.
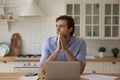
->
[19,76,39,80]
[81,74,118,80]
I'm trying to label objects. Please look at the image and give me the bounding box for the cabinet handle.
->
[24,64,26,67]
[28,63,31,66]
[34,64,36,67]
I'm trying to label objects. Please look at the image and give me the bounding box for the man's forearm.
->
[63,49,85,74]
[46,50,59,61]
[80,62,85,74]
[63,49,78,61]
[40,50,59,73]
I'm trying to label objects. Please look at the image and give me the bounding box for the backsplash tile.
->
[85,39,120,56]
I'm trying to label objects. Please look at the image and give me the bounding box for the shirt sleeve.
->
[76,39,86,65]
[40,39,50,64]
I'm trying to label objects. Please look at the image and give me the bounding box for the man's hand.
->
[56,34,61,52]
[56,32,68,52]
[59,33,67,51]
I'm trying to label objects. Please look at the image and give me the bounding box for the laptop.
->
[45,61,80,80]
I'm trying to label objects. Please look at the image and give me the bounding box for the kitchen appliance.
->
[17,54,41,58]
[14,54,41,72]
[14,61,40,72]
[19,0,43,16]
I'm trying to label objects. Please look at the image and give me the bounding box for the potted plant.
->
[111,48,119,58]
[98,47,106,58]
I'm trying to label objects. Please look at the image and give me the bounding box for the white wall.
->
[0,0,120,56]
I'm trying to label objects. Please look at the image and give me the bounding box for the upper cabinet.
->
[103,3,119,39]
[85,3,101,39]
[66,0,120,39]
[66,4,81,37]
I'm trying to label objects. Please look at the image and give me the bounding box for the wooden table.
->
[0,73,120,80]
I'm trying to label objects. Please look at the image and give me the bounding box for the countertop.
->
[0,56,39,62]
[86,56,120,62]
[0,56,120,62]
[0,73,120,80]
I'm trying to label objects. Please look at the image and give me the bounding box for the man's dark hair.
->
[56,15,75,36]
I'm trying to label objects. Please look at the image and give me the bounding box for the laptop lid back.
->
[45,61,80,80]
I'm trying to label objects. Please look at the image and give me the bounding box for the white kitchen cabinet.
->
[0,61,14,72]
[0,61,40,73]
[102,3,120,39]
[104,62,120,73]
[66,3,82,37]
[84,61,120,74]
[84,3,101,39]
[84,62,105,73]
[66,0,120,39]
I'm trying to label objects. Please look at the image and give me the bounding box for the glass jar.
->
[7,12,13,20]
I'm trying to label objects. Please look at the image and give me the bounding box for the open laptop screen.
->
[45,61,80,80]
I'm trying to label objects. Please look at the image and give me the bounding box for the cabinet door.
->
[0,62,13,72]
[103,4,120,39]
[66,3,81,37]
[84,3,101,39]
[104,62,120,73]
[84,62,104,73]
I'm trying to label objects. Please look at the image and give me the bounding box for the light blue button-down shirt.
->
[40,36,86,64]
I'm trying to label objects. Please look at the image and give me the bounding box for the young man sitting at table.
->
[40,15,86,74]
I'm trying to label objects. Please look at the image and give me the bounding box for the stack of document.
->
[19,76,39,80]
[81,74,118,80]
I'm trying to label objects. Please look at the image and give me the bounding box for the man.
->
[40,15,86,74]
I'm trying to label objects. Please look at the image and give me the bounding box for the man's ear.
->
[69,27,73,32]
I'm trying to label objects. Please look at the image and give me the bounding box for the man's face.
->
[56,20,72,37]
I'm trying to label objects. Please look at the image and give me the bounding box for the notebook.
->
[45,61,80,80]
